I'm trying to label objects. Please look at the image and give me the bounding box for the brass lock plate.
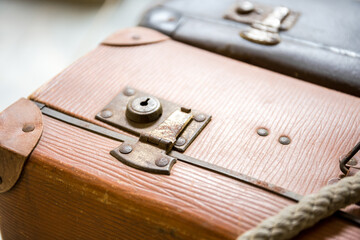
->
[96,87,211,152]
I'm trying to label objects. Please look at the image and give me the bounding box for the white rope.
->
[237,171,360,240]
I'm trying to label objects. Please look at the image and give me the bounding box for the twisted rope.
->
[237,171,360,240]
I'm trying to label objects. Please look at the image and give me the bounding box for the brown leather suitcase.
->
[139,0,360,97]
[0,27,359,239]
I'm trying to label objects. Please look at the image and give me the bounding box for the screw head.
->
[175,137,186,146]
[155,158,169,167]
[279,136,291,145]
[119,144,132,154]
[123,87,135,96]
[257,128,269,137]
[22,123,35,133]
[101,110,113,118]
[194,114,206,122]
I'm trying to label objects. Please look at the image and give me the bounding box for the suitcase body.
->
[0,27,360,239]
[139,0,360,97]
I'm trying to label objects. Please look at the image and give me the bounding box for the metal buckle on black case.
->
[224,1,300,45]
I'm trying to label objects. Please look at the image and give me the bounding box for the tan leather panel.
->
[30,28,360,197]
[0,116,357,239]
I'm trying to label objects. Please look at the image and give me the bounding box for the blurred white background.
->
[0,0,155,238]
[0,0,156,111]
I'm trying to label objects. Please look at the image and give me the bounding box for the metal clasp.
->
[224,1,299,45]
[339,141,360,177]
[96,87,211,174]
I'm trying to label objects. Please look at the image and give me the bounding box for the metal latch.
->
[96,87,211,174]
[224,1,300,45]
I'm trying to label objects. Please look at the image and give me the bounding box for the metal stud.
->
[194,114,206,122]
[22,124,35,133]
[257,128,269,137]
[237,1,255,14]
[155,158,169,167]
[119,144,133,154]
[100,110,113,118]
[175,137,186,146]
[123,87,135,96]
[279,136,291,145]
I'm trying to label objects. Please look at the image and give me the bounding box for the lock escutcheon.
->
[126,96,163,123]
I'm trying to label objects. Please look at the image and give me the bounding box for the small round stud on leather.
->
[100,110,113,118]
[279,136,291,145]
[119,144,133,154]
[22,123,35,133]
[155,158,169,167]
[257,128,269,137]
[123,87,136,96]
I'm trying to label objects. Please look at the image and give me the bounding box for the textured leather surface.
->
[22,27,360,238]
[30,27,360,197]
[1,116,358,239]
[139,0,360,97]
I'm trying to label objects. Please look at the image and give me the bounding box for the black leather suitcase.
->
[139,0,360,97]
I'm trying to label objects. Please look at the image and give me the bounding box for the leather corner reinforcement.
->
[0,98,43,193]
[101,27,170,46]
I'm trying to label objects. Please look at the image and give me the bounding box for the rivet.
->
[257,128,269,137]
[175,137,186,146]
[279,136,291,145]
[237,1,254,14]
[327,178,340,185]
[347,158,358,166]
[155,158,169,167]
[132,34,140,40]
[101,110,113,118]
[194,114,206,122]
[119,144,132,154]
[123,87,135,96]
[22,123,35,133]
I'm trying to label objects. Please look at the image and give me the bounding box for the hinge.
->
[96,87,211,174]
[224,1,300,45]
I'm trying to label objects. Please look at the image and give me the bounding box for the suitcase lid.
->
[30,27,360,196]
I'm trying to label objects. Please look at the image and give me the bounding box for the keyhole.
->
[140,98,150,106]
